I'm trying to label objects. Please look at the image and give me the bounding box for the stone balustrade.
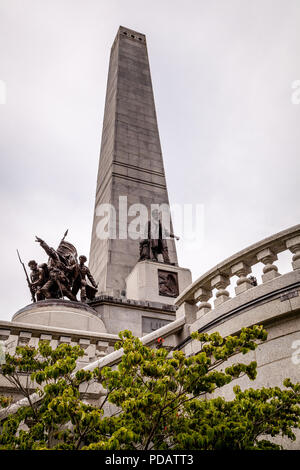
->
[175,224,300,319]
[0,314,186,420]
[0,320,119,362]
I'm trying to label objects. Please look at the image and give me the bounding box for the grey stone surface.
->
[190,269,300,334]
[176,223,300,307]
[3,26,300,448]
[0,329,10,339]
[126,260,192,305]
[89,26,178,295]
[142,316,172,334]
[91,295,176,337]
[12,299,107,333]
[180,267,300,449]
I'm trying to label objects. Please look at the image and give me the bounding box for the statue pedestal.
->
[12,299,106,333]
[125,260,192,305]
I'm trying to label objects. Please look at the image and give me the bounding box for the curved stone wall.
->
[175,224,300,449]
[12,299,106,333]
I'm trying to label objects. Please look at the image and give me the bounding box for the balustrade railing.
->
[0,323,119,361]
[175,224,300,317]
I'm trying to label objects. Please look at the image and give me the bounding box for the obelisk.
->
[89,26,178,296]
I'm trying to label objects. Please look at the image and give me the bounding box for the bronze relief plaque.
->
[158,270,179,298]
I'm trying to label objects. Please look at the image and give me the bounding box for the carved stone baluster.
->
[18,331,32,346]
[4,334,18,355]
[89,343,96,361]
[0,329,10,342]
[231,261,253,295]
[58,336,71,346]
[96,340,109,358]
[211,274,230,307]
[79,338,90,351]
[286,236,300,270]
[29,336,40,348]
[78,338,91,364]
[194,287,212,318]
[39,334,52,345]
[256,248,280,282]
[0,329,10,363]
[39,334,58,351]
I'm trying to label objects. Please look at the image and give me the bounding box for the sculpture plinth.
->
[12,299,106,333]
[126,260,192,305]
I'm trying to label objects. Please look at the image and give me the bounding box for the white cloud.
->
[0,0,299,319]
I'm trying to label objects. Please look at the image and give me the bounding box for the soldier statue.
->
[28,260,47,301]
[139,209,179,264]
[35,236,78,302]
[18,231,99,304]
[72,255,98,302]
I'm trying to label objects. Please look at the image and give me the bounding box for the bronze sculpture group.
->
[19,231,98,304]
[19,211,179,304]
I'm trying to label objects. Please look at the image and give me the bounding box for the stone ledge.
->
[0,315,186,421]
[12,299,106,333]
[176,223,300,306]
[0,319,119,344]
[89,295,177,314]
[192,270,300,334]
[13,299,97,320]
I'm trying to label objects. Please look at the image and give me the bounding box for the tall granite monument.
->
[89,26,179,297]
[12,26,192,339]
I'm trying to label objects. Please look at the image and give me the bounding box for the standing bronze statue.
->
[139,209,179,264]
[17,250,36,303]
[28,260,47,301]
[72,255,98,302]
[18,231,98,304]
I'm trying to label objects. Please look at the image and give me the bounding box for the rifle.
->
[61,229,68,242]
[16,249,36,303]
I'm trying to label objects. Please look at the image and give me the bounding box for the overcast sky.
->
[0,0,299,320]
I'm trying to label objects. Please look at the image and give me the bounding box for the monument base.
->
[12,299,107,333]
[125,260,192,305]
[89,295,176,337]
